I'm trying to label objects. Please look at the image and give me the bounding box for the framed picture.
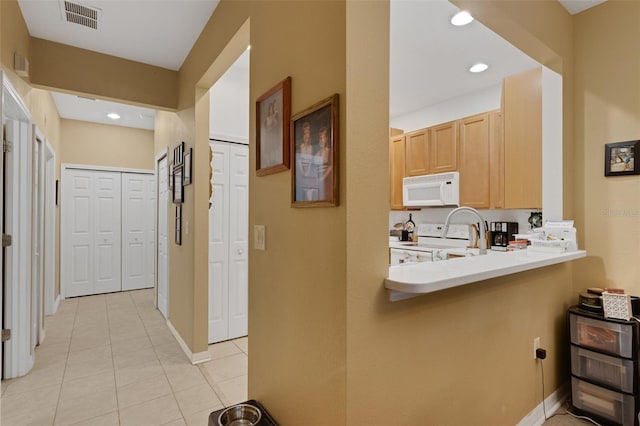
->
[173,164,184,203]
[291,94,339,207]
[256,76,291,176]
[175,205,182,246]
[174,141,185,166]
[183,148,192,185]
[605,140,640,176]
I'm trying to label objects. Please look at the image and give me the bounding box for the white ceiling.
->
[18,0,606,130]
[558,0,607,15]
[17,0,219,71]
[390,0,539,119]
[51,92,156,130]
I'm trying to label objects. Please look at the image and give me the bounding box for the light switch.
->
[254,225,266,250]
[185,220,189,235]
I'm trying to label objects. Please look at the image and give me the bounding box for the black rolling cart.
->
[569,306,640,425]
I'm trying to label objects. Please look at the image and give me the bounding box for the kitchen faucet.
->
[441,206,488,255]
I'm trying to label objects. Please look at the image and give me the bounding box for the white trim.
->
[517,382,569,426]
[154,149,169,315]
[166,320,211,365]
[52,294,60,314]
[61,163,153,175]
[44,140,57,315]
[2,74,35,378]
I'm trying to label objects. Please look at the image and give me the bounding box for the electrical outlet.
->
[533,337,541,359]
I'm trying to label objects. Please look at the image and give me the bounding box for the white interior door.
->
[63,169,122,297]
[157,156,169,318]
[146,175,156,290]
[228,144,249,339]
[122,173,154,291]
[209,142,230,343]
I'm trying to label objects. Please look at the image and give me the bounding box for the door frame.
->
[60,163,153,299]
[2,72,35,378]
[43,140,57,315]
[154,149,169,319]
[31,126,46,348]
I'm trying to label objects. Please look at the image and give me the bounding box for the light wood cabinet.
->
[404,129,430,176]
[459,113,490,209]
[430,121,458,173]
[489,110,504,209]
[389,129,406,210]
[502,67,542,208]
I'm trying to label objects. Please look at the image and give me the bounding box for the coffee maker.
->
[490,222,518,251]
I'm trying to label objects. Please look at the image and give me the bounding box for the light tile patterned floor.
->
[1,289,248,426]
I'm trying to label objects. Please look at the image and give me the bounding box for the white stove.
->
[389,223,472,265]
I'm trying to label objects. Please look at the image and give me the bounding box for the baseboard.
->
[52,294,60,314]
[166,320,211,365]
[518,381,569,426]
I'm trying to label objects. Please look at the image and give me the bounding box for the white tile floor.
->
[1,289,248,426]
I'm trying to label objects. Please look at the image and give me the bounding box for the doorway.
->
[2,72,35,378]
[208,49,250,344]
[156,151,169,319]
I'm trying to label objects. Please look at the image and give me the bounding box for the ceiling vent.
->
[60,1,101,30]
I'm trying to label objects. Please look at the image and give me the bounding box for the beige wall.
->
[61,119,154,170]
[573,1,640,294]
[344,1,576,424]
[1,0,63,300]
[30,38,178,110]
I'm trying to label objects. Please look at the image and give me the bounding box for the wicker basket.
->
[602,291,632,320]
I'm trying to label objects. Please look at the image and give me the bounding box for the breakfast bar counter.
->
[385,249,586,301]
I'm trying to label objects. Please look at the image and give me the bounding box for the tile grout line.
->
[51,297,79,426]
[132,290,187,425]
[106,293,122,426]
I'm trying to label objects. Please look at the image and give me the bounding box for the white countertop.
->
[385,249,586,301]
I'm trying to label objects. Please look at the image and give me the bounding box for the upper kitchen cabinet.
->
[389,128,406,210]
[459,112,490,209]
[430,120,458,174]
[404,128,430,176]
[502,67,542,209]
[489,110,504,209]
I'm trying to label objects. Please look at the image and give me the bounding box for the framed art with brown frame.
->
[256,76,291,176]
[605,140,640,176]
[291,93,339,207]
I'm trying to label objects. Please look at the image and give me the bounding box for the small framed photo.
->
[174,141,185,166]
[183,148,192,185]
[173,164,184,203]
[291,94,339,207]
[256,76,291,176]
[605,140,640,176]
[175,205,182,246]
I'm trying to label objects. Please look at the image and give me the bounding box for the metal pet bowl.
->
[217,404,262,426]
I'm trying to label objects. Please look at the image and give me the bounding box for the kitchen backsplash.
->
[389,208,541,235]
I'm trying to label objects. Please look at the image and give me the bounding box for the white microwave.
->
[402,172,460,207]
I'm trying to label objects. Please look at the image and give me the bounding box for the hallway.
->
[1,289,248,426]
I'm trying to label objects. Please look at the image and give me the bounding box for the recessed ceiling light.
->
[107,113,120,120]
[469,63,489,73]
[451,11,474,26]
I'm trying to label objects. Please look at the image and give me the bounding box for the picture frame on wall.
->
[291,93,339,207]
[168,161,174,190]
[605,140,640,176]
[256,76,291,176]
[183,148,192,185]
[175,205,182,246]
[174,141,185,166]
[173,164,184,203]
